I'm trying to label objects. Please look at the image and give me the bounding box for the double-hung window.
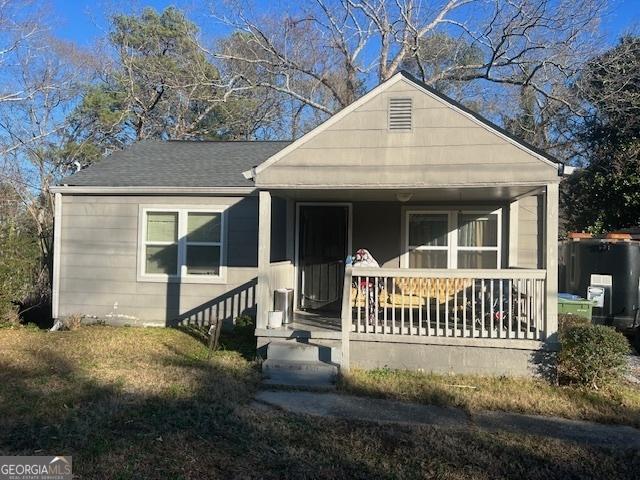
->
[407,213,449,268]
[139,207,226,283]
[405,209,501,269]
[456,212,500,268]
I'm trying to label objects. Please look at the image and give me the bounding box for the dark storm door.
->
[297,205,349,312]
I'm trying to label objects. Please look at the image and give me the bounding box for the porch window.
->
[139,207,226,283]
[405,209,501,269]
[457,213,499,268]
[407,213,448,268]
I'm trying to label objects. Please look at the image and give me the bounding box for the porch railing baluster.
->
[392,280,396,334]
[444,280,449,337]
[471,280,476,338]
[383,276,388,335]
[490,279,495,339]
[401,282,405,334]
[480,279,486,338]
[526,279,532,340]
[498,280,504,339]
[436,279,440,336]
[508,279,513,339]
[356,275,362,333]
[462,282,467,338]
[418,279,423,336]
[453,284,458,337]
[365,276,370,334]
[408,281,414,336]
[426,284,431,336]
[374,275,379,334]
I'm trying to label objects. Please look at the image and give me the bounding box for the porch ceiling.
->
[271,185,543,202]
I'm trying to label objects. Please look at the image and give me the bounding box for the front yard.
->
[1,325,639,479]
[340,367,640,428]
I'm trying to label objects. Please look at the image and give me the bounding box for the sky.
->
[50,0,640,48]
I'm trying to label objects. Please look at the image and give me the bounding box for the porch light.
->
[396,192,413,202]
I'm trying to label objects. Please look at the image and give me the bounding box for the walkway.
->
[254,390,640,449]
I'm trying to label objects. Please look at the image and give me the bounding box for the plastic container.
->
[267,311,283,329]
[558,294,595,321]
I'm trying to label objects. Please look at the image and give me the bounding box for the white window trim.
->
[402,207,502,269]
[137,205,227,284]
[405,210,451,268]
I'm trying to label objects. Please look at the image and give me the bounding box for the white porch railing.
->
[343,267,547,342]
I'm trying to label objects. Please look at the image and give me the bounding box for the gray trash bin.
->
[274,288,294,324]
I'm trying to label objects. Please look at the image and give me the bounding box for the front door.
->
[297,205,349,313]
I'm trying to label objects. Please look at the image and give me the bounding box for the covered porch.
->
[254,184,559,373]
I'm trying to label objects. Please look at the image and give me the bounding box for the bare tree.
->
[210,0,607,147]
[0,34,91,267]
[0,0,46,104]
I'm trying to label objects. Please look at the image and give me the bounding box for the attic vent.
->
[388,97,413,131]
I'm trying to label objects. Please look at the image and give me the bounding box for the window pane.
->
[187,212,221,243]
[146,212,177,242]
[409,249,447,268]
[458,251,498,269]
[186,245,221,275]
[409,214,448,247]
[458,213,498,247]
[145,244,178,274]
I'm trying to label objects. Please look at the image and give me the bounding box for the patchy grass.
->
[1,326,639,479]
[340,368,640,427]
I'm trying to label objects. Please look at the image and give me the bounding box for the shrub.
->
[558,324,629,389]
[0,218,41,321]
[234,314,254,333]
[558,313,590,335]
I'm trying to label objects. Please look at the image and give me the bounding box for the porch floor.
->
[255,310,341,340]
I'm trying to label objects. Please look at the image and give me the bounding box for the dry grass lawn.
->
[340,368,640,427]
[1,325,639,479]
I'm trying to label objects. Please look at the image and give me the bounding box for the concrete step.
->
[262,359,338,387]
[267,340,320,362]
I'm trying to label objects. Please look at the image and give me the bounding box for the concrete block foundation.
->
[350,340,554,377]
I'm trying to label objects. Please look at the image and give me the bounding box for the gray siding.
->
[256,79,558,188]
[58,194,258,326]
[517,195,542,268]
[352,202,402,268]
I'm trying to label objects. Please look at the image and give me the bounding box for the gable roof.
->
[245,71,558,180]
[398,71,558,163]
[60,140,290,188]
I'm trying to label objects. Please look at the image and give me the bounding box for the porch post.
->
[340,266,353,372]
[544,183,559,341]
[508,199,519,267]
[257,190,272,329]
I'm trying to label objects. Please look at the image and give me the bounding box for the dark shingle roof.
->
[61,140,290,187]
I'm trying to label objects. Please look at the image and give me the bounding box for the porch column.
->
[544,183,559,341]
[256,190,272,329]
[508,199,519,267]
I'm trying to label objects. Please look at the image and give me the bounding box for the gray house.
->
[52,72,560,377]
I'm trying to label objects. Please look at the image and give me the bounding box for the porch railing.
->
[345,267,547,341]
